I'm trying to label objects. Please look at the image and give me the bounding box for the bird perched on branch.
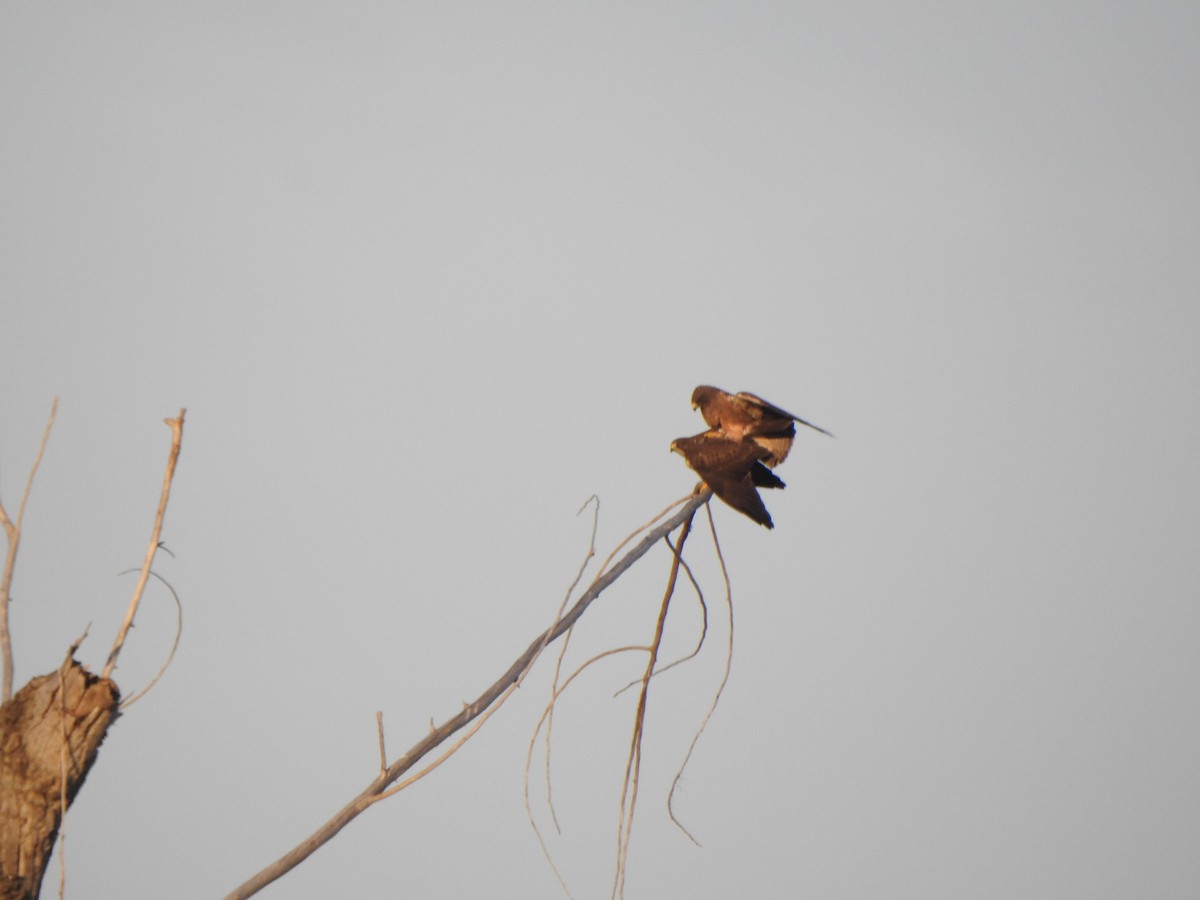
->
[673,385,829,527]
[670,432,783,529]
[690,385,832,467]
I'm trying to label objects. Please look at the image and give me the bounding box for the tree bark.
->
[0,655,119,900]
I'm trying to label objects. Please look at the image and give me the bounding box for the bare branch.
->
[224,489,712,900]
[0,396,59,703]
[376,497,609,808]
[101,410,186,681]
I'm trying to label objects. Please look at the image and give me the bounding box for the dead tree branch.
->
[0,398,59,704]
[224,489,713,900]
[102,410,185,680]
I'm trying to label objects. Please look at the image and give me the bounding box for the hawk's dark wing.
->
[671,431,775,528]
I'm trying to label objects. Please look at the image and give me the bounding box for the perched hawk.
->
[691,385,831,467]
[671,431,780,529]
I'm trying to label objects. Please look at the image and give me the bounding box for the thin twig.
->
[102,409,186,681]
[376,713,387,779]
[613,507,697,899]
[667,503,735,845]
[0,396,58,702]
[224,490,711,900]
[545,628,574,835]
[541,493,692,834]
[524,645,651,899]
[544,496,602,834]
[613,534,708,698]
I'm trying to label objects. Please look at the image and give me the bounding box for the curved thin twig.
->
[544,496,602,831]
[613,508,697,899]
[117,570,184,710]
[546,494,691,778]
[543,493,679,832]
[525,644,652,899]
[667,503,735,845]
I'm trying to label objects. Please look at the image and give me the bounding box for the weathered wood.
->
[0,655,119,900]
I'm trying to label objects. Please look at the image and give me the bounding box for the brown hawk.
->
[691,385,831,467]
[671,431,782,528]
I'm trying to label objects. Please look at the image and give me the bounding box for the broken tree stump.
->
[0,654,119,900]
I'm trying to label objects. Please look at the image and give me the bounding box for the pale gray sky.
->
[2,3,1198,898]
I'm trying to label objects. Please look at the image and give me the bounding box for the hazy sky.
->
[2,3,1198,898]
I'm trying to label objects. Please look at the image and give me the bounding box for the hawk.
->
[691,385,831,467]
[671,431,782,529]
